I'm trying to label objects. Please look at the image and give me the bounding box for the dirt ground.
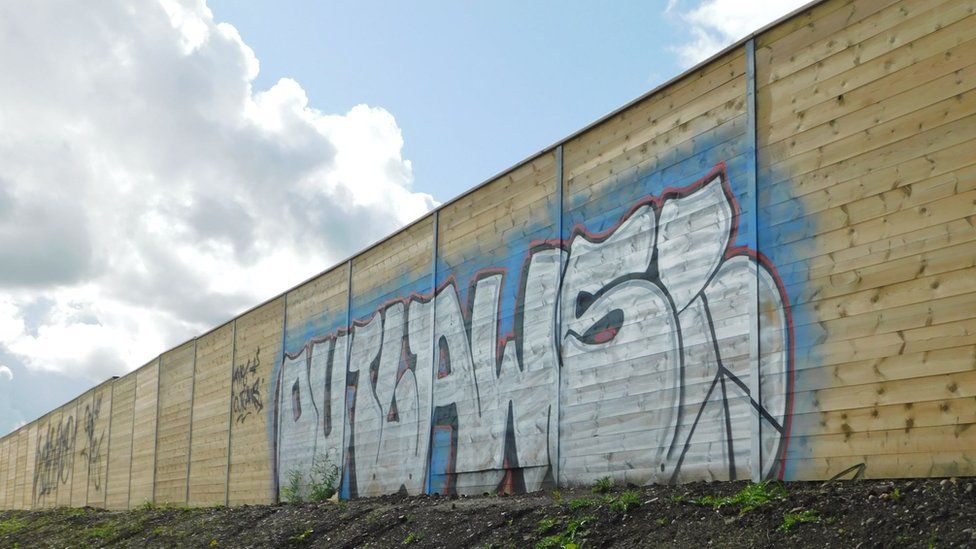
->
[1,478,975,548]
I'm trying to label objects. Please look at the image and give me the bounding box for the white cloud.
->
[669,0,811,67]
[0,0,436,382]
[0,366,11,382]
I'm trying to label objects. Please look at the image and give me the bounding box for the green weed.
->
[695,481,787,514]
[84,521,119,540]
[282,454,340,503]
[591,476,614,494]
[0,518,26,536]
[608,490,642,514]
[567,498,597,511]
[289,528,314,542]
[778,509,820,533]
[536,517,559,535]
[403,532,423,544]
[535,515,596,549]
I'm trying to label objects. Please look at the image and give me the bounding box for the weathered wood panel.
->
[756,0,976,480]
[0,437,8,507]
[105,374,136,509]
[82,381,113,507]
[28,414,50,508]
[153,342,195,504]
[69,391,94,507]
[434,152,558,496]
[559,40,778,486]
[5,0,976,505]
[227,297,284,505]
[187,323,233,507]
[13,428,28,509]
[344,216,434,498]
[128,360,159,507]
[53,398,81,507]
[277,265,349,501]
[22,423,38,509]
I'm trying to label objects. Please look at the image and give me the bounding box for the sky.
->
[0,0,810,436]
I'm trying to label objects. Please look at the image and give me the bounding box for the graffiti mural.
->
[233,348,265,424]
[32,414,76,503]
[81,395,105,493]
[274,164,793,498]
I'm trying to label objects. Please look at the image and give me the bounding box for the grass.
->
[536,517,559,535]
[403,532,423,544]
[567,498,598,511]
[535,516,597,549]
[591,476,614,494]
[777,509,821,533]
[694,481,787,514]
[608,490,642,514]
[84,521,119,541]
[0,518,27,536]
[282,469,305,503]
[282,454,340,503]
[289,528,314,543]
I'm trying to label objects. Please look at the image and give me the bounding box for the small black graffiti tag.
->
[232,347,264,424]
[81,395,105,492]
[33,414,77,502]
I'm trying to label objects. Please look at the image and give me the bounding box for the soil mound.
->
[1,478,974,548]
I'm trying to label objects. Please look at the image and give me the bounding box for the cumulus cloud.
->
[0,0,435,381]
[0,366,11,382]
[669,0,811,67]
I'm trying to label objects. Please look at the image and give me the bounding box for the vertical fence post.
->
[425,211,439,494]
[225,320,237,506]
[340,259,354,499]
[126,374,137,508]
[151,357,162,503]
[554,145,564,489]
[185,339,198,505]
[745,38,763,483]
[103,380,116,509]
[273,293,288,503]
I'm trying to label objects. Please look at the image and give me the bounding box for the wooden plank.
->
[758,0,955,86]
[70,391,93,507]
[757,0,900,69]
[54,399,80,507]
[187,323,233,507]
[28,415,50,508]
[788,450,976,480]
[0,437,8,508]
[344,216,435,498]
[105,374,136,510]
[763,30,976,144]
[153,342,195,504]
[22,423,38,509]
[13,428,27,509]
[227,297,284,505]
[759,0,976,92]
[81,382,113,507]
[128,359,159,507]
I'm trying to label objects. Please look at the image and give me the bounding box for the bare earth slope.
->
[1,479,974,548]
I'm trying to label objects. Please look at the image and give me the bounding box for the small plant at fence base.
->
[778,509,821,533]
[282,454,340,503]
[536,516,597,549]
[694,481,787,514]
[608,490,642,514]
[591,476,614,494]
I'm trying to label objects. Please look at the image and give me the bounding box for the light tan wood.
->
[105,374,136,510]
[128,360,159,507]
[54,399,80,507]
[187,323,233,507]
[153,342,195,504]
[227,297,284,505]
